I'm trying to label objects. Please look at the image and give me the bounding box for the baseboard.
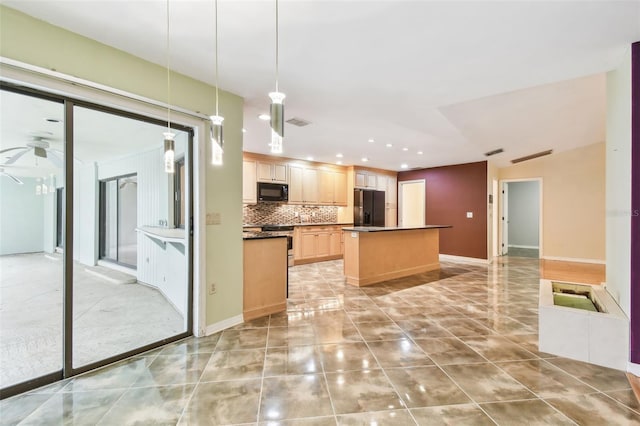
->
[508,245,539,249]
[628,362,640,377]
[542,256,606,265]
[205,314,243,336]
[439,254,490,265]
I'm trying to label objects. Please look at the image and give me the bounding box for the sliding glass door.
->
[100,174,138,268]
[0,83,193,398]
[0,89,65,391]
[72,105,191,370]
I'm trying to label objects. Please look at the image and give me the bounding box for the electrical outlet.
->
[209,282,217,295]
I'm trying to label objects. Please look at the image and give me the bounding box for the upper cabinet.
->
[318,170,347,206]
[355,170,377,189]
[289,164,318,204]
[256,161,287,184]
[242,160,257,204]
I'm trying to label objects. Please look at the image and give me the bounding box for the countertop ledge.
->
[342,225,452,232]
[243,232,288,240]
[243,222,353,228]
[137,226,186,240]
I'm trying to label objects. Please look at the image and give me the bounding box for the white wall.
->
[606,48,632,315]
[507,181,540,248]
[73,163,98,266]
[0,177,44,255]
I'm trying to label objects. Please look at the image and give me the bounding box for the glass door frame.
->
[98,172,138,269]
[0,82,194,399]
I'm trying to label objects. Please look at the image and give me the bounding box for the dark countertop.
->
[243,222,353,229]
[242,232,289,240]
[342,225,452,232]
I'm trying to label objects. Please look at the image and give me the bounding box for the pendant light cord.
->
[275,0,279,93]
[215,0,219,116]
[166,0,172,132]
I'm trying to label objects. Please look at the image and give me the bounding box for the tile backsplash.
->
[243,203,338,225]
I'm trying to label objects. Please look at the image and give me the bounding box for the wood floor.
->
[539,259,606,285]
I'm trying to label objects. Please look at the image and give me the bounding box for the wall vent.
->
[484,148,504,156]
[286,117,311,127]
[511,149,553,164]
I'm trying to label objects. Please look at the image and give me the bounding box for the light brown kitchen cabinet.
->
[334,171,347,205]
[293,225,344,264]
[242,160,257,204]
[386,207,397,227]
[257,161,287,183]
[316,232,331,257]
[289,164,318,204]
[329,231,342,255]
[318,170,348,205]
[355,169,378,189]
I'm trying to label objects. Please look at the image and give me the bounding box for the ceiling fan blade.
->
[46,150,63,168]
[0,147,28,155]
[0,171,24,184]
[4,149,31,165]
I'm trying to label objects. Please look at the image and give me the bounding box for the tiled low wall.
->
[539,279,629,370]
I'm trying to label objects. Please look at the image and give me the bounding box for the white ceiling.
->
[0,90,188,178]
[3,0,640,170]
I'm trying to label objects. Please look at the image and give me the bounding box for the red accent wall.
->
[398,161,488,259]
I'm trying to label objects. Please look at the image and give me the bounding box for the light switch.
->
[206,212,221,225]
[466,211,473,218]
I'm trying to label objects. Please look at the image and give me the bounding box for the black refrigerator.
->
[353,189,386,226]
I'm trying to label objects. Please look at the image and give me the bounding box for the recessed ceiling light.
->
[44,118,61,123]
[306,156,314,161]
[386,143,393,148]
[336,160,343,165]
[401,163,408,169]
[417,151,423,155]
[361,157,369,162]
[258,113,270,121]
[336,153,343,158]
[402,147,408,151]
[241,128,247,133]
[368,138,374,143]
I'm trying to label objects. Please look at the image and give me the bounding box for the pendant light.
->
[163,0,176,174]
[210,0,224,166]
[269,0,285,154]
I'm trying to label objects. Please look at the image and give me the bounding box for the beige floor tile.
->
[545,393,640,425]
[410,404,495,425]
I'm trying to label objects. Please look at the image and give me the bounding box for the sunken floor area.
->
[2,257,639,425]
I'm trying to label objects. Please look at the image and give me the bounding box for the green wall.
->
[0,6,244,329]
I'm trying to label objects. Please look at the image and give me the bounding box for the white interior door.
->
[399,180,425,227]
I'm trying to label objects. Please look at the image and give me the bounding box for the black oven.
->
[257,182,288,202]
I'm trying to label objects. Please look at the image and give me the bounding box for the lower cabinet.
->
[294,225,344,265]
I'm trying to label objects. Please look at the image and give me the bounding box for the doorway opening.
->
[499,179,542,258]
[99,174,138,269]
[399,179,426,227]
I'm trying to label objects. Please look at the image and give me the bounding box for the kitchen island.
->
[243,232,288,321]
[342,225,451,287]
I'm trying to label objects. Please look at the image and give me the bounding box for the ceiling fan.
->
[0,133,63,168]
[0,167,24,184]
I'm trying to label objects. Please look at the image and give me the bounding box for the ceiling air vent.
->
[484,148,504,157]
[286,117,311,127]
[511,149,553,164]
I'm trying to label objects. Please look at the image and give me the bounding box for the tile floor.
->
[2,257,639,425]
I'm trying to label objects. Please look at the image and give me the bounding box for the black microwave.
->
[257,182,289,202]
